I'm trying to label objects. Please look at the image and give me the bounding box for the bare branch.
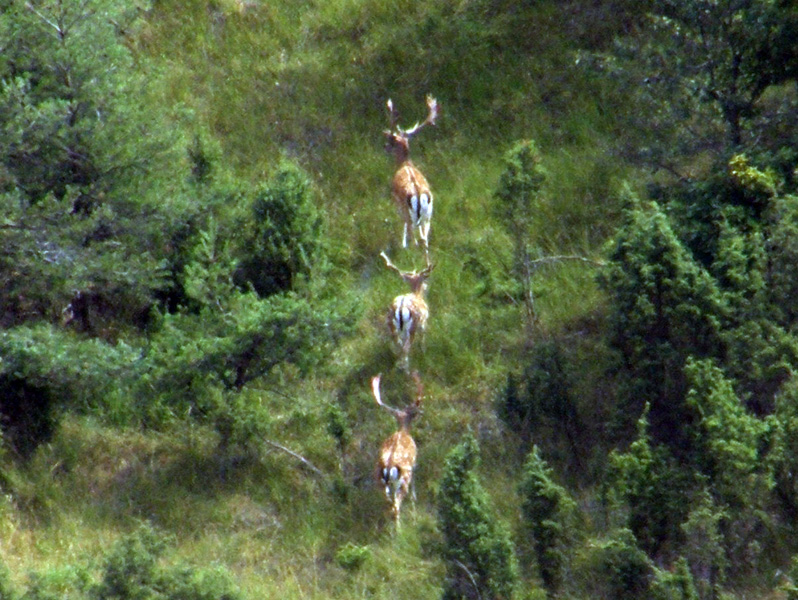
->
[386,98,399,131]
[453,560,483,600]
[262,439,325,478]
[25,2,64,38]
[528,255,606,268]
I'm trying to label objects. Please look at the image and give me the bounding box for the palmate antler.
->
[380,251,433,280]
[403,95,439,138]
[385,95,439,138]
[372,373,402,419]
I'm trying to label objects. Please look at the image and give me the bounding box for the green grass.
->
[0,0,645,598]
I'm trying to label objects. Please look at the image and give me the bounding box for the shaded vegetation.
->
[2,0,798,599]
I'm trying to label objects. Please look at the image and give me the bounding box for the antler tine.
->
[425,95,439,126]
[404,95,439,138]
[371,373,401,416]
[380,251,404,275]
[371,374,384,405]
[420,255,435,276]
[386,98,399,131]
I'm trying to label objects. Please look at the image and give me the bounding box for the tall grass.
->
[1,0,636,598]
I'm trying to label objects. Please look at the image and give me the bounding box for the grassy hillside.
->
[9,0,797,599]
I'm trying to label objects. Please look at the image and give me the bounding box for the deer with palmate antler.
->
[381,251,433,371]
[384,95,439,255]
[372,372,423,525]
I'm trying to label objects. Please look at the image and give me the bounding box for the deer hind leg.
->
[393,474,412,524]
[382,466,400,500]
[382,466,404,523]
[392,305,414,371]
[400,334,413,372]
[415,193,432,249]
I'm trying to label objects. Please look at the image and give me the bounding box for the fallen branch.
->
[453,559,483,600]
[263,439,325,478]
[529,254,606,268]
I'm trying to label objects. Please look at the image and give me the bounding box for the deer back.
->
[379,430,417,475]
[389,292,429,342]
[391,162,432,214]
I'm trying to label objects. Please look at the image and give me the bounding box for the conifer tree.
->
[494,139,546,324]
[519,445,574,596]
[607,405,691,557]
[0,0,186,331]
[438,434,519,600]
[651,557,699,600]
[601,192,726,447]
[581,0,798,169]
[683,357,767,510]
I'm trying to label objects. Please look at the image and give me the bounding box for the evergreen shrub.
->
[519,445,575,596]
[438,433,519,600]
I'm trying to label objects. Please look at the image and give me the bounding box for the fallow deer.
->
[381,251,434,371]
[372,372,423,524]
[384,95,439,254]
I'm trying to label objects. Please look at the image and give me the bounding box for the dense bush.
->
[519,445,575,595]
[438,434,519,600]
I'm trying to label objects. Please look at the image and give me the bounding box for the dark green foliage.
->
[94,525,167,600]
[608,407,692,558]
[0,325,139,455]
[126,160,358,441]
[769,379,798,517]
[134,286,357,443]
[600,193,726,447]
[24,567,93,600]
[493,140,547,323]
[683,358,767,510]
[586,529,654,600]
[581,0,798,169]
[494,140,546,242]
[438,434,519,600]
[650,558,699,600]
[235,161,324,297]
[334,543,371,572]
[680,489,727,600]
[0,561,17,600]
[766,195,798,326]
[783,554,798,600]
[94,525,241,600]
[711,217,798,411]
[0,0,185,332]
[519,446,574,595]
[499,340,581,459]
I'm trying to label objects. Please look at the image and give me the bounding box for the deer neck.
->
[392,142,411,166]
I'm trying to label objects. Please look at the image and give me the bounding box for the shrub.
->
[519,446,575,596]
[589,529,654,600]
[650,558,699,600]
[499,339,580,455]
[600,192,726,448]
[607,405,692,557]
[335,543,371,572]
[438,433,519,600]
[94,524,242,600]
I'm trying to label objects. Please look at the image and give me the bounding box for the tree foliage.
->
[600,192,726,445]
[581,0,798,171]
[438,434,519,600]
[0,0,189,335]
[519,445,575,595]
